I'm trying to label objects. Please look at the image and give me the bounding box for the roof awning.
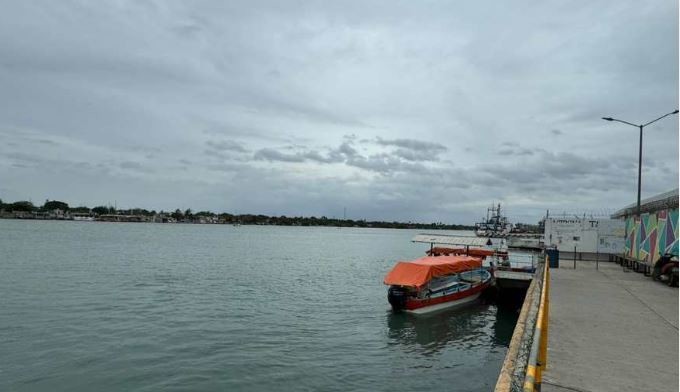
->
[412,234,492,247]
[610,188,679,218]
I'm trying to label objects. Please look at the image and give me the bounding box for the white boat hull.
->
[404,291,482,315]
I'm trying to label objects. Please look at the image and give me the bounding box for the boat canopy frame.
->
[412,234,493,254]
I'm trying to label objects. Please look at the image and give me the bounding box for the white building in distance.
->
[544,216,625,256]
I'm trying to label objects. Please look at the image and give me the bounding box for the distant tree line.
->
[0,198,474,230]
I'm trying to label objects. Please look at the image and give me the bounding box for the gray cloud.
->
[393,148,441,162]
[253,148,306,163]
[498,147,538,156]
[0,1,677,223]
[375,137,447,153]
[302,150,343,164]
[343,153,425,174]
[119,161,142,170]
[206,140,249,153]
[250,138,447,175]
[336,142,359,158]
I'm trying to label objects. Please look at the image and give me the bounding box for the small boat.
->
[384,255,493,314]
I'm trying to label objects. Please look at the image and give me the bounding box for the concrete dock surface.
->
[542,260,678,392]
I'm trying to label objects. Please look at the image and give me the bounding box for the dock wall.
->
[495,260,549,392]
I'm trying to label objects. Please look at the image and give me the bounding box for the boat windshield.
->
[428,274,459,291]
[459,270,484,283]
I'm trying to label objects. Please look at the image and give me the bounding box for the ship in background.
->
[474,203,513,237]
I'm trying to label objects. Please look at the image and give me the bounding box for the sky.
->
[0,0,678,224]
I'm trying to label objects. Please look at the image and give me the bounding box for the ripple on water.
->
[0,222,518,392]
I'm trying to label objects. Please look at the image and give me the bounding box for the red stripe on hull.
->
[404,282,491,310]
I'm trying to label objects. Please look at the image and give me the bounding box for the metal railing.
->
[523,258,550,391]
[511,253,537,270]
[493,253,538,271]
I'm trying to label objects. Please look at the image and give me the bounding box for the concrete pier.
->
[542,260,678,392]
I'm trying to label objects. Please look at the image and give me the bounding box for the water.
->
[0,221,518,392]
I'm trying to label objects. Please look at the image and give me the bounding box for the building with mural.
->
[611,188,679,264]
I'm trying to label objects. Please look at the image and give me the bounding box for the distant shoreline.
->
[0,215,474,230]
[0,199,475,230]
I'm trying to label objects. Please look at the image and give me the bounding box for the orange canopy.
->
[383,255,482,288]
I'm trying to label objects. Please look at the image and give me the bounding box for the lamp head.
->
[602,117,614,121]
[673,110,679,114]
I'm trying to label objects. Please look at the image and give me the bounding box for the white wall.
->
[544,217,624,253]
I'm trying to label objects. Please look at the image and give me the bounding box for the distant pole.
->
[637,125,642,216]
[573,245,577,269]
[602,109,679,216]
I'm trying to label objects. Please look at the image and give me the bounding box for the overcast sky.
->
[0,1,678,224]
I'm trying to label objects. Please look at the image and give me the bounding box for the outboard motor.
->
[387,286,408,311]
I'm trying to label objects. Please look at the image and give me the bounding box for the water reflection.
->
[386,304,518,355]
[386,305,490,355]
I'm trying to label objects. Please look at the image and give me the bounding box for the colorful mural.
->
[625,208,679,263]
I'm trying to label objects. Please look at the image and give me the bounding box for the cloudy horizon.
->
[0,1,678,224]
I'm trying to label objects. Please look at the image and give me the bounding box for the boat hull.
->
[404,290,483,315]
[397,279,491,315]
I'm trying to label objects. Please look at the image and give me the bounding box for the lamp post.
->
[602,109,679,216]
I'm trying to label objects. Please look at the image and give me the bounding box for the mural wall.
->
[625,208,679,263]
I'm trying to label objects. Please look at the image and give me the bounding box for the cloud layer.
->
[0,1,677,224]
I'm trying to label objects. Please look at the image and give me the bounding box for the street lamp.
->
[602,109,679,215]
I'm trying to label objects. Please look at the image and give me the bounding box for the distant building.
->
[71,212,94,221]
[46,209,68,220]
[611,188,678,264]
[97,214,149,223]
[544,216,625,257]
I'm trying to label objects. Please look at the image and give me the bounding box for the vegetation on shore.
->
[0,198,474,230]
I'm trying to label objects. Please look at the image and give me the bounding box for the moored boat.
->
[384,255,492,314]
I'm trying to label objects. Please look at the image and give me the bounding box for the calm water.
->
[1,221,517,392]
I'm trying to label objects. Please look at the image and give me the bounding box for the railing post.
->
[596,234,599,270]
